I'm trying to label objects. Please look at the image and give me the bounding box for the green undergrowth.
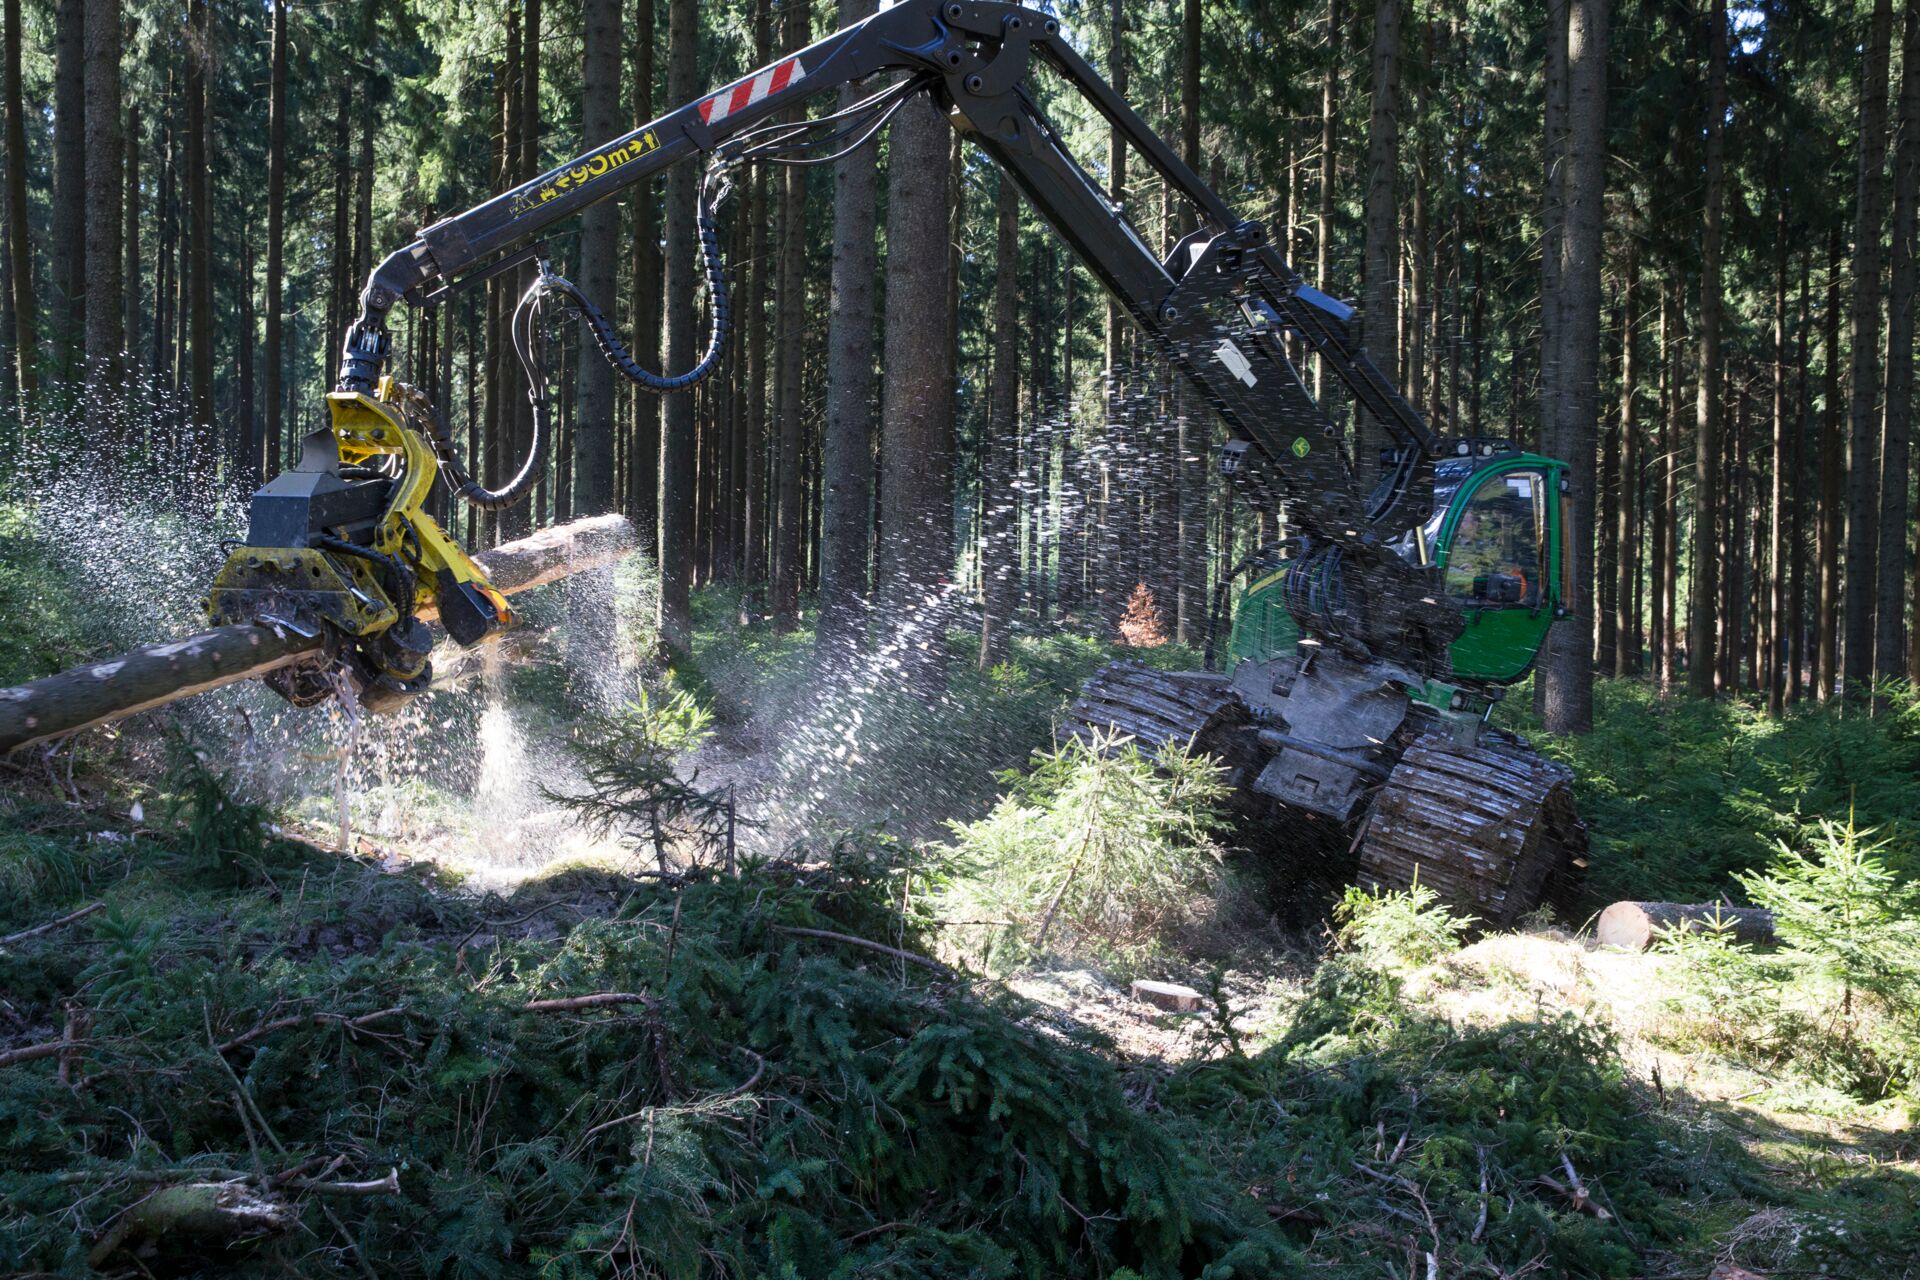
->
[7,761,1916,1276]
[0,501,97,686]
[1507,678,1920,907]
[1,770,1285,1279]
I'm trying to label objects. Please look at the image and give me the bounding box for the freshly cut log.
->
[1595,900,1775,952]
[0,515,638,755]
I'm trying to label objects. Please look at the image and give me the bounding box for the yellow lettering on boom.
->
[510,130,661,217]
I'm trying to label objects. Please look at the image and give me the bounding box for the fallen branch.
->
[51,1164,399,1196]
[0,902,105,948]
[521,992,656,1013]
[0,1039,92,1070]
[217,1006,407,1055]
[772,926,957,977]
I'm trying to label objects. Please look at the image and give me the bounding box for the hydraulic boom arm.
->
[321,0,1467,683]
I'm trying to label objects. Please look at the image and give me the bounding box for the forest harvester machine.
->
[0,0,1584,922]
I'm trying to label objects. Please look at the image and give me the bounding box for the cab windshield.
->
[1444,469,1546,608]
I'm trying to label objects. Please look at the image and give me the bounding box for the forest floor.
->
[1,505,1918,1277]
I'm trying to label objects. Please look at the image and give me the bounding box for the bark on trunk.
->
[185,0,214,433]
[1614,244,1640,677]
[1817,226,1844,701]
[1689,0,1727,698]
[50,0,84,381]
[1315,0,1341,404]
[817,0,880,665]
[770,0,811,630]
[1768,207,1789,714]
[1541,0,1605,734]
[656,0,698,652]
[980,174,1021,671]
[265,0,287,475]
[1843,0,1895,691]
[877,92,955,693]
[2,0,35,404]
[1358,0,1401,487]
[1881,1,1919,684]
[83,0,122,392]
[627,0,660,537]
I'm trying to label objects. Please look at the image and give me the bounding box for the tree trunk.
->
[185,0,213,435]
[1099,0,1129,637]
[1614,243,1639,677]
[1315,0,1341,404]
[1790,248,1810,702]
[264,0,287,476]
[567,0,622,519]
[503,0,542,540]
[1358,0,1401,486]
[83,0,121,393]
[50,0,84,383]
[1689,0,1726,698]
[1539,0,1603,733]
[628,0,661,538]
[1818,226,1845,701]
[817,0,879,665]
[877,92,954,693]
[563,0,624,692]
[1768,206,1788,714]
[122,104,139,378]
[770,0,810,630]
[1881,0,1919,686]
[980,173,1021,671]
[1661,282,1682,692]
[1649,286,1671,687]
[238,234,257,484]
[1175,0,1207,644]
[656,0,698,653]
[327,87,351,384]
[2,0,35,405]
[1843,0,1895,692]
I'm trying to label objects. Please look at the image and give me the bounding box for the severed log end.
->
[0,516,641,756]
[87,1181,300,1267]
[1596,900,1776,952]
[466,513,639,598]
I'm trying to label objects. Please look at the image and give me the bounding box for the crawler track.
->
[1062,660,1588,923]
[1355,732,1587,927]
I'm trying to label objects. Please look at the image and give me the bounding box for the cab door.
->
[1436,457,1569,684]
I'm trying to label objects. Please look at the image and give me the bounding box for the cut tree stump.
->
[1595,901,1775,952]
[1130,980,1205,1012]
[0,515,637,755]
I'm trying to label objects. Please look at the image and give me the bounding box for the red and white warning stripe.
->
[698,56,808,125]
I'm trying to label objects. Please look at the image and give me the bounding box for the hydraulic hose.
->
[429,167,734,512]
[549,170,733,394]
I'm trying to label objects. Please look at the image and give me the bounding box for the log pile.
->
[0,515,637,755]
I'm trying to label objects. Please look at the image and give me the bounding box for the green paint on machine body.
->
[1227,451,1573,687]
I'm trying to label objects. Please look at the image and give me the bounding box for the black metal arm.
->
[336,0,1461,670]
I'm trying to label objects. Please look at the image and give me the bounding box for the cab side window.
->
[1444,470,1546,607]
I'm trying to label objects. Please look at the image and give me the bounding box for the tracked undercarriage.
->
[1062,658,1588,927]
